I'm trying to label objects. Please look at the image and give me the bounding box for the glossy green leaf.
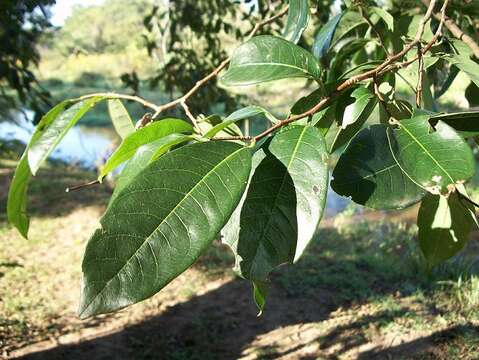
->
[331,125,425,210]
[430,111,479,138]
[99,119,193,179]
[80,141,252,318]
[223,126,329,286]
[221,35,322,86]
[28,97,103,175]
[108,99,135,139]
[387,114,475,194]
[418,192,477,267]
[7,99,95,238]
[283,0,309,44]
[7,155,31,239]
[326,87,378,153]
[313,12,343,59]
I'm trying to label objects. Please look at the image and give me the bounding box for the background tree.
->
[0,0,55,122]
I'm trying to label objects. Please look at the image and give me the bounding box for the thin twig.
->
[416,44,424,107]
[65,180,100,193]
[181,101,200,131]
[421,0,479,59]
[223,0,445,142]
[78,92,160,112]
[359,6,389,54]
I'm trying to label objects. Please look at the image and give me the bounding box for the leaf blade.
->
[108,99,135,139]
[80,141,252,318]
[221,35,322,86]
[331,125,425,210]
[99,119,193,179]
[283,0,310,44]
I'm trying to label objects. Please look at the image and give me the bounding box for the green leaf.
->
[418,191,477,267]
[313,12,343,59]
[283,0,309,44]
[330,11,366,47]
[342,86,375,128]
[108,99,135,139]
[7,99,98,238]
[291,88,323,115]
[439,40,479,88]
[465,82,479,107]
[99,119,193,179]
[204,106,277,139]
[430,111,479,138]
[253,281,269,316]
[198,115,243,138]
[331,125,425,210]
[221,35,322,86]
[7,155,31,239]
[223,126,329,285]
[387,114,475,194]
[325,87,378,153]
[28,97,103,175]
[370,7,394,32]
[80,141,252,318]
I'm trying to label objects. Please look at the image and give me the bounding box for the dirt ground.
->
[1,161,479,360]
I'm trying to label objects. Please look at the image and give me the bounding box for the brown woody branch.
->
[247,0,445,142]
[421,0,479,59]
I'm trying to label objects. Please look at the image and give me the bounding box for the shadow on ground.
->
[14,276,479,359]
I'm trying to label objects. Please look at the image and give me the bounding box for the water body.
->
[0,113,119,170]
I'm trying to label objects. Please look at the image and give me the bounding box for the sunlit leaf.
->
[221,35,322,86]
[387,113,475,194]
[283,0,309,44]
[108,99,135,139]
[80,141,252,318]
[99,119,193,179]
[223,126,329,289]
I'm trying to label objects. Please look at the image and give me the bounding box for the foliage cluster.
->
[7,0,479,318]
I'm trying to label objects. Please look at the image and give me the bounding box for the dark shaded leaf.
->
[313,12,343,59]
[331,125,425,210]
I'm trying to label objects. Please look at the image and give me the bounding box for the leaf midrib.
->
[399,123,455,184]
[249,127,307,279]
[81,145,247,316]
[228,62,317,78]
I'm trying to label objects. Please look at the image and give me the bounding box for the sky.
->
[50,0,105,26]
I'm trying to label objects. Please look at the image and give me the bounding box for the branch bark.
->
[421,0,479,59]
